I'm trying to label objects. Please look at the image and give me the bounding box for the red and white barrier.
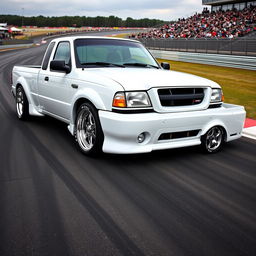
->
[243,118,256,140]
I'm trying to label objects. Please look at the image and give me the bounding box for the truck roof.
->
[51,36,139,43]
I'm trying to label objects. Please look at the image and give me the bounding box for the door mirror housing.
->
[161,62,170,70]
[50,60,71,73]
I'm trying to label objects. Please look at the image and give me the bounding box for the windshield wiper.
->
[123,63,159,69]
[81,62,125,67]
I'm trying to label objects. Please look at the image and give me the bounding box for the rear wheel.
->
[74,102,104,156]
[201,126,225,153]
[16,86,29,120]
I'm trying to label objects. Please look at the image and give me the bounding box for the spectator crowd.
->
[131,6,256,39]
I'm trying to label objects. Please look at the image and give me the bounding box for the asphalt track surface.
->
[0,31,256,256]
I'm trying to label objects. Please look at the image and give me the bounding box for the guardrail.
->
[139,38,256,57]
[150,50,256,70]
[0,43,34,50]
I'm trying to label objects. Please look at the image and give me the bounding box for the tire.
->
[201,126,225,153]
[74,102,104,156]
[16,86,29,120]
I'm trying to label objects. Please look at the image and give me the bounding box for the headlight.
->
[112,91,152,108]
[126,92,151,107]
[210,89,223,103]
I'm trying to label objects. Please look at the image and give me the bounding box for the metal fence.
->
[138,38,256,57]
[150,50,256,70]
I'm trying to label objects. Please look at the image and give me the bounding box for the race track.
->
[0,32,256,256]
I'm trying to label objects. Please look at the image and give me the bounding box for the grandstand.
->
[131,2,256,39]
[202,0,256,12]
[131,0,256,56]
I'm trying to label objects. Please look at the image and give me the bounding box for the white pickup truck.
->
[12,36,246,155]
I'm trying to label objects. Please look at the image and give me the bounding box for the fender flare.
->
[70,88,106,125]
[201,119,228,141]
[16,77,34,105]
[15,77,44,117]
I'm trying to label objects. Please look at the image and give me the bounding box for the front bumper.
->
[99,103,246,154]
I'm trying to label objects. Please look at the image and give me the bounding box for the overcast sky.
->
[1,0,205,21]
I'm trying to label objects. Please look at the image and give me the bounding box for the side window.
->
[42,42,55,70]
[53,42,71,65]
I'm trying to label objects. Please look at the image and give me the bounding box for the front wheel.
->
[74,103,104,156]
[201,126,225,153]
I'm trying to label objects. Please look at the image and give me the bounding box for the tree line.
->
[0,15,166,28]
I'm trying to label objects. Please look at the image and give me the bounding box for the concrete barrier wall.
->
[1,39,34,45]
[0,44,34,50]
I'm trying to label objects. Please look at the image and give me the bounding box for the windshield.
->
[74,38,159,68]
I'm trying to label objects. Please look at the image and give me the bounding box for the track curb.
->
[242,118,256,140]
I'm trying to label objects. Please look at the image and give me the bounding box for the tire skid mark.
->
[156,162,256,235]
[205,154,256,183]
[91,156,256,256]
[18,126,145,256]
[172,159,255,222]
[174,152,256,205]
[91,159,203,256]
[19,133,71,255]
[129,160,256,255]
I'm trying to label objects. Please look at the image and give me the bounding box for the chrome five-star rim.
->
[206,127,223,152]
[76,107,96,151]
[16,89,24,117]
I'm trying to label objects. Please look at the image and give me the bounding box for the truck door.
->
[38,41,73,121]
[30,41,55,107]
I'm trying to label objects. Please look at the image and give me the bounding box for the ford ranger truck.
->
[12,36,246,155]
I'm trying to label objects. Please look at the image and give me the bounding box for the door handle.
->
[44,76,49,81]
[71,84,78,89]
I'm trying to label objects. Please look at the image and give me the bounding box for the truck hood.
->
[85,67,220,90]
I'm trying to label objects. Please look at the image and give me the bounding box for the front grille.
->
[158,130,200,141]
[158,88,204,107]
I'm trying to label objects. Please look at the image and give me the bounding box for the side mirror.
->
[161,62,170,70]
[50,60,71,73]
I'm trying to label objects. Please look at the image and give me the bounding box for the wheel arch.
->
[15,78,32,105]
[201,121,228,142]
[74,97,94,115]
[71,97,99,126]
[16,82,23,89]
[220,125,227,142]
[70,90,106,125]
[16,82,27,97]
